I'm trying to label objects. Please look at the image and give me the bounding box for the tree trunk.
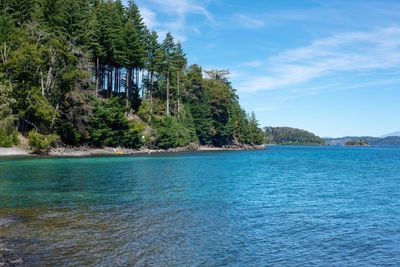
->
[136,69,140,99]
[40,70,45,96]
[100,63,104,93]
[166,73,170,116]
[45,66,53,94]
[126,68,131,109]
[114,68,118,94]
[146,70,150,100]
[177,70,180,116]
[95,57,100,97]
[141,70,145,99]
[150,70,154,114]
[107,64,112,98]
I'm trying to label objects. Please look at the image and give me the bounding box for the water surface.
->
[1,146,400,266]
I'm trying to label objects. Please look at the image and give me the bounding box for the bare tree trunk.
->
[166,73,170,116]
[1,42,9,66]
[114,68,118,94]
[136,69,139,90]
[150,70,154,114]
[50,103,59,129]
[95,57,100,97]
[177,70,180,116]
[40,71,45,96]
[107,64,112,98]
[100,63,104,93]
[146,70,150,100]
[126,68,131,109]
[141,70,145,99]
[45,66,53,94]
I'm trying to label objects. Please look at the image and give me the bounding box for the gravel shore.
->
[0,145,266,158]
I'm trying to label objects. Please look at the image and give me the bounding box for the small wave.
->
[0,218,14,227]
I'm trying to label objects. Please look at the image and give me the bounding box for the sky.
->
[133,0,400,137]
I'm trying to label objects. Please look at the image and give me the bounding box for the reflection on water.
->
[1,147,400,265]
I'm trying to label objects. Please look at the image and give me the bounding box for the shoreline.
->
[0,145,266,158]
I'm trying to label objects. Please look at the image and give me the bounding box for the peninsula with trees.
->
[263,127,325,146]
[0,0,265,154]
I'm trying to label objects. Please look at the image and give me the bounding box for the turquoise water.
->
[1,146,400,266]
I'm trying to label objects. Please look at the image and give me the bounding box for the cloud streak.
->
[138,0,212,41]
[234,26,400,93]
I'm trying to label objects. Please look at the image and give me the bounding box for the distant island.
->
[262,128,400,147]
[264,127,325,145]
[324,135,400,147]
[344,139,369,146]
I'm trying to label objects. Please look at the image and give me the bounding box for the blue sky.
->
[134,0,400,137]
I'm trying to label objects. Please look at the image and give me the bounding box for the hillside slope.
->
[264,127,325,145]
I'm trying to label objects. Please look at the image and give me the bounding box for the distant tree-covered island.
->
[344,139,369,146]
[324,136,400,147]
[263,127,325,145]
[0,0,265,154]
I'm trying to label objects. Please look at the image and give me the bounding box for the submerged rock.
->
[0,240,22,267]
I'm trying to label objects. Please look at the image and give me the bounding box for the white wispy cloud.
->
[234,26,400,93]
[234,14,265,29]
[138,0,213,41]
[139,6,158,29]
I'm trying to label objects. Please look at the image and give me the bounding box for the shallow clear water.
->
[1,146,400,266]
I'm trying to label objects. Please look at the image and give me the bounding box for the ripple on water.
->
[1,147,400,265]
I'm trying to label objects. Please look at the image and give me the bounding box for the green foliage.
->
[137,99,152,122]
[2,0,265,151]
[264,127,325,145]
[345,139,369,146]
[0,13,15,43]
[247,112,265,145]
[28,130,59,154]
[0,84,18,147]
[0,129,18,147]
[89,98,142,148]
[151,116,195,149]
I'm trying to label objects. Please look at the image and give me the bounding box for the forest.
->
[264,127,325,145]
[0,0,264,152]
[344,139,369,146]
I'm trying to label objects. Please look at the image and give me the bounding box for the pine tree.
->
[161,32,176,116]
[124,19,142,109]
[126,0,147,97]
[3,0,36,26]
[83,9,104,96]
[172,41,187,115]
[97,0,126,97]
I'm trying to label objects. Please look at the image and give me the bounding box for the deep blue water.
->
[1,146,400,266]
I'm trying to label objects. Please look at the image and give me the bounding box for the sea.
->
[1,146,400,266]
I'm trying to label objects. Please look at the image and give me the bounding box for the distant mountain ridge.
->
[381,131,400,138]
[324,136,400,146]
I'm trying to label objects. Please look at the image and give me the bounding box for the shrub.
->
[152,116,196,149]
[28,130,59,154]
[0,129,18,147]
[0,117,18,147]
[88,98,143,148]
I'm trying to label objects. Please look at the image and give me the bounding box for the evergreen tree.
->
[161,32,175,116]
[172,41,187,115]
[3,0,36,25]
[0,0,265,149]
[145,30,162,110]
[83,9,104,96]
